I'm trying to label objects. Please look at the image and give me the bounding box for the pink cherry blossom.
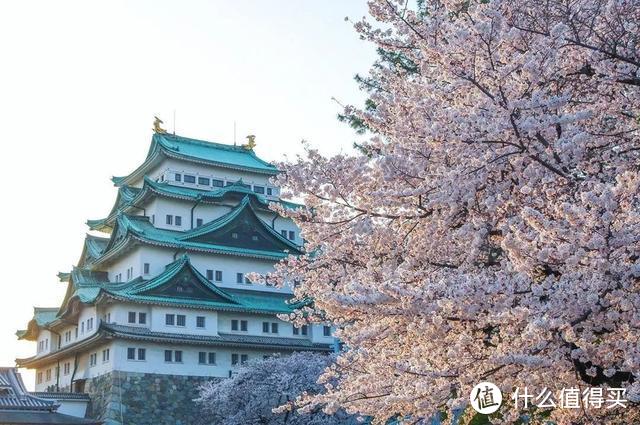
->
[268,1,640,423]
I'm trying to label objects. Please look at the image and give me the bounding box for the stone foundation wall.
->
[85,371,217,425]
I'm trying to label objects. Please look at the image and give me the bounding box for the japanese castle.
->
[15,127,333,423]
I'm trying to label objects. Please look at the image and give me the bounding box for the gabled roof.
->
[112,133,279,187]
[93,199,301,266]
[87,176,303,232]
[0,368,56,411]
[108,255,241,306]
[16,308,59,341]
[180,195,302,252]
[0,368,101,424]
[76,234,109,267]
[49,256,299,323]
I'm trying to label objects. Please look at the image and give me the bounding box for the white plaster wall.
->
[149,306,219,335]
[35,330,53,356]
[310,324,335,344]
[107,248,143,283]
[142,195,299,241]
[77,306,98,341]
[59,324,79,348]
[143,198,199,231]
[105,244,293,294]
[151,158,274,189]
[113,339,283,378]
[106,303,151,327]
[55,400,88,418]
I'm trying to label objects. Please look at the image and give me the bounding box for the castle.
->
[16,130,333,424]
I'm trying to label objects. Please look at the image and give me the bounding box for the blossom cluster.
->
[268,0,640,423]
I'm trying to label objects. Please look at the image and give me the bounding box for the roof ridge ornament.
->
[153,116,167,134]
[242,134,256,150]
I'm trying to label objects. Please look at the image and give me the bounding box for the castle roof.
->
[86,177,303,232]
[15,308,59,341]
[91,196,301,266]
[111,133,279,188]
[0,368,101,424]
[49,256,305,326]
[17,322,330,369]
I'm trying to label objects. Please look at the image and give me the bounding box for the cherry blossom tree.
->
[194,352,356,425]
[266,1,640,423]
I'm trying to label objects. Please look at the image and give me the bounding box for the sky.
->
[0,1,377,388]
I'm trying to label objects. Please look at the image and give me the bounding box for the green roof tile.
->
[56,256,299,317]
[112,133,279,187]
[88,176,303,232]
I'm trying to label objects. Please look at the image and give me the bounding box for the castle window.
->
[206,270,214,281]
[323,326,331,336]
[176,315,186,327]
[253,185,265,194]
[236,273,243,284]
[232,319,247,331]
[165,314,175,326]
[231,232,238,239]
[198,352,216,365]
[281,230,287,238]
[89,353,97,367]
[293,325,308,336]
[174,173,182,182]
[102,349,110,362]
[289,231,295,240]
[127,348,135,360]
[231,353,248,365]
[263,322,278,333]
[137,348,146,361]
[128,312,136,323]
[215,270,222,282]
[266,188,273,196]
[198,177,210,186]
[212,179,224,187]
[175,216,182,226]
[166,215,173,225]
[46,369,51,381]
[251,235,259,241]
[196,316,206,328]
[175,351,183,363]
[184,175,196,184]
[196,218,203,227]
[138,312,147,324]
[37,372,43,384]
[143,263,150,274]
[63,362,70,375]
[164,350,172,362]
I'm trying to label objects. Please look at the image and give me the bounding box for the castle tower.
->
[16,132,334,424]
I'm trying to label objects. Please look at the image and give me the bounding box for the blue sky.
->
[0,1,377,387]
